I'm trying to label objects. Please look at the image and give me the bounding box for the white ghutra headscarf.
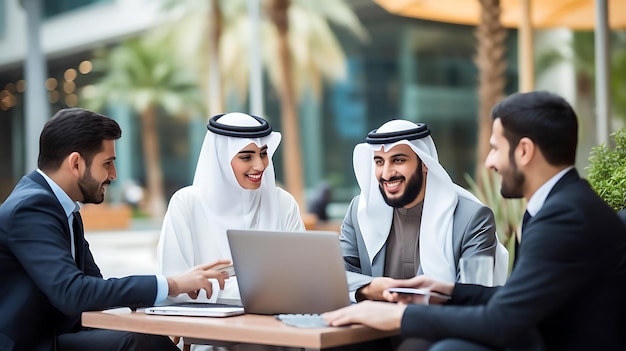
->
[353,119,508,284]
[192,112,282,260]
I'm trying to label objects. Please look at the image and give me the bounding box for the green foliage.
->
[536,31,626,121]
[465,168,526,268]
[587,128,626,211]
[611,47,626,120]
[85,38,204,116]
[153,0,368,104]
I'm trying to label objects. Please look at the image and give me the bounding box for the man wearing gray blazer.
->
[340,120,508,305]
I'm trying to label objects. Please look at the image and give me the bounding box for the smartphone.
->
[386,287,451,300]
[214,263,236,277]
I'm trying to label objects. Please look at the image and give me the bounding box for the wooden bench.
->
[81,204,132,230]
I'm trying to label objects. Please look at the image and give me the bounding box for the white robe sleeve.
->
[156,188,209,303]
[277,188,305,231]
[157,189,196,276]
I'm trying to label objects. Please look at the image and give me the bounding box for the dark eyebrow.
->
[239,145,268,155]
[105,156,116,162]
[374,152,410,159]
[390,153,411,158]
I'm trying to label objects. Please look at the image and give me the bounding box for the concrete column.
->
[22,0,49,172]
[247,0,264,116]
[594,0,611,146]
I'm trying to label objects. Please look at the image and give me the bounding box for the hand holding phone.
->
[386,287,451,305]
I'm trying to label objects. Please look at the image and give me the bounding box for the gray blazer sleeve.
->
[451,198,498,281]
[339,197,375,300]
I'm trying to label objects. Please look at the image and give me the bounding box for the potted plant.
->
[586,128,626,221]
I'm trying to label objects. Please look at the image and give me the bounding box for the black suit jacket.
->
[617,208,626,227]
[0,172,158,351]
[401,169,626,350]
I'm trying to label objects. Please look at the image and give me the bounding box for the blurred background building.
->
[0,0,622,222]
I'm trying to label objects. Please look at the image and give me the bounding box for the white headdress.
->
[192,112,282,259]
[353,120,490,282]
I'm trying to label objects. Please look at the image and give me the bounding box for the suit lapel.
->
[28,171,85,270]
[545,169,579,201]
[513,169,579,269]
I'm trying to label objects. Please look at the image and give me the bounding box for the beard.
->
[378,161,424,208]
[499,155,525,199]
[78,167,109,204]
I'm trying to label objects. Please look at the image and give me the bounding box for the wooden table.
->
[82,310,398,350]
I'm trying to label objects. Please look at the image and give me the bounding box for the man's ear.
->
[67,152,83,177]
[515,137,535,167]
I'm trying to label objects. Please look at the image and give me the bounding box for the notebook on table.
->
[226,229,351,316]
[144,262,243,317]
[144,302,244,317]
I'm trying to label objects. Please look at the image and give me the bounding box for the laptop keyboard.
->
[275,314,329,328]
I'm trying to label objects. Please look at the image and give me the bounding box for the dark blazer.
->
[617,208,626,227]
[0,172,158,351]
[401,169,626,350]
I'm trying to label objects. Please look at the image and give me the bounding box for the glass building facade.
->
[0,0,519,218]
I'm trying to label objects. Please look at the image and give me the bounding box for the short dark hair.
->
[491,91,578,166]
[38,108,122,171]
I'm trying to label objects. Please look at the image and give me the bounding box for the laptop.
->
[227,229,351,315]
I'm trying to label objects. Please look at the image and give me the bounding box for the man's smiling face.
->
[374,144,427,208]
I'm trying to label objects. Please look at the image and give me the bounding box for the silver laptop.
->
[227,229,351,315]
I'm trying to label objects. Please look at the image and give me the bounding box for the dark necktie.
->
[514,211,532,266]
[521,210,532,233]
[72,211,84,269]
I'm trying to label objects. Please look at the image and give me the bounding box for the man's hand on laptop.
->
[323,300,405,330]
[166,259,232,299]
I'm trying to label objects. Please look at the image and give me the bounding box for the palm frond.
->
[85,38,204,117]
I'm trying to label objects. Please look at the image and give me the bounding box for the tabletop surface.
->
[82,310,398,349]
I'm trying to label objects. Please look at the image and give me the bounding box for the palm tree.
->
[155,0,367,209]
[264,0,367,208]
[266,0,304,206]
[86,38,204,217]
[475,0,506,180]
[155,0,247,117]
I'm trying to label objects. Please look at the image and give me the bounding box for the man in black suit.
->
[0,108,231,351]
[323,91,626,351]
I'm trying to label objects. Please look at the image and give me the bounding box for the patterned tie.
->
[514,211,532,266]
[72,211,84,269]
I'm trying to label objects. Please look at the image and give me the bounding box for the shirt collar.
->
[37,169,81,218]
[526,166,574,217]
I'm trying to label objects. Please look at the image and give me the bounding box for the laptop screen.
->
[227,229,351,315]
